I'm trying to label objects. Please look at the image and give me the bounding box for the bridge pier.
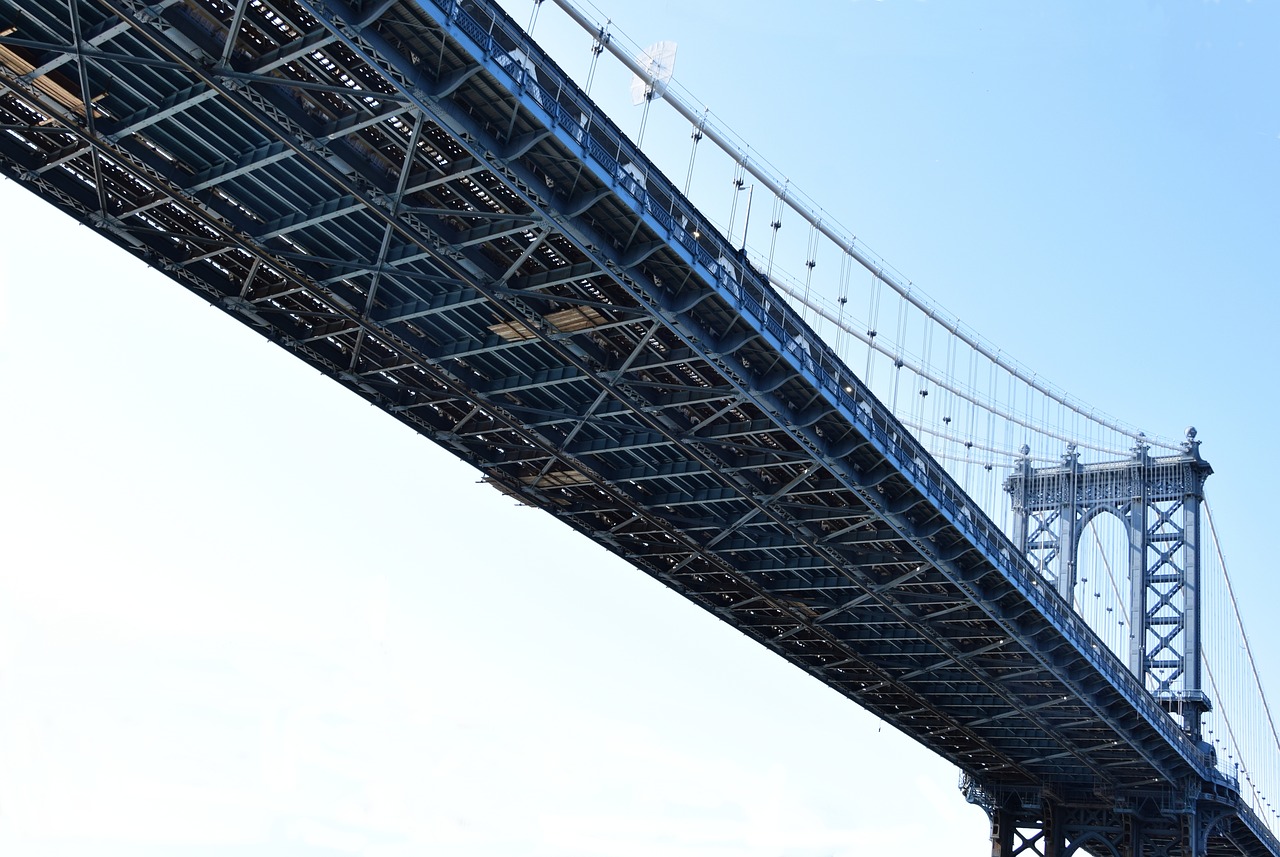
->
[969,778,1253,857]
[983,799,1187,857]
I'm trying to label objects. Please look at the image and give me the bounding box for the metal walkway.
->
[0,0,1272,852]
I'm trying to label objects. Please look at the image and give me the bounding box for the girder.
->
[184,139,293,190]
[243,27,336,73]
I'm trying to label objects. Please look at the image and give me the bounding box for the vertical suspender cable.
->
[1206,500,1280,752]
[584,23,606,96]
[765,191,784,279]
[683,116,704,197]
[802,222,818,312]
[636,89,652,146]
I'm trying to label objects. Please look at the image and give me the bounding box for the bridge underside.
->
[0,0,1271,853]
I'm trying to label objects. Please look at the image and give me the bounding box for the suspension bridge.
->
[0,0,1274,853]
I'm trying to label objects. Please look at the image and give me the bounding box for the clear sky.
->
[1,1,1278,855]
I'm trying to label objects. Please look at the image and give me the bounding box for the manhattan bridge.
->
[0,0,1275,853]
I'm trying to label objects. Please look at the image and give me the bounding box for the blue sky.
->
[2,1,1277,854]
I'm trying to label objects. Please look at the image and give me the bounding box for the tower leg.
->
[990,806,1014,857]
[1042,800,1063,857]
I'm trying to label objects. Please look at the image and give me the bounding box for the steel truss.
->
[0,0,1272,853]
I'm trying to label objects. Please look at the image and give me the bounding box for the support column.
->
[1127,438,1150,681]
[1041,799,1064,857]
[1055,445,1081,603]
[1178,431,1209,742]
[991,805,1015,857]
[1009,448,1032,556]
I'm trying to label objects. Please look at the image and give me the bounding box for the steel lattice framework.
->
[1008,437,1215,743]
[0,0,1272,853]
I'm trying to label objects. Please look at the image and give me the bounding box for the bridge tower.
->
[1004,428,1213,741]
[969,429,1218,857]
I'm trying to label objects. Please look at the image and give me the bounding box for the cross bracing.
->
[0,0,1274,853]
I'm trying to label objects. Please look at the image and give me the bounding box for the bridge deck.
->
[0,0,1271,851]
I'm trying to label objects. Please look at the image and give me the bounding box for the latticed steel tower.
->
[1005,428,1213,741]
[962,430,1223,856]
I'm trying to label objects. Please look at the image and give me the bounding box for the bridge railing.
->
[419,0,1220,785]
